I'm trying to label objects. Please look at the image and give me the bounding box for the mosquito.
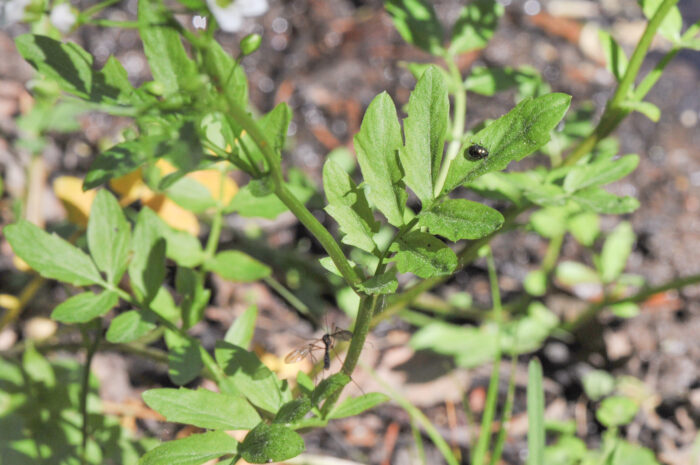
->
[284,326,353,370]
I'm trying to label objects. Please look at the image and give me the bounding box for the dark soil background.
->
[1,1,699,464]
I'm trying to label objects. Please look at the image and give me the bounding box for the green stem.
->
[433,56,468,198]
[263,275,315,322]
[320,294,379,416]
[562,273,700,332]
[79,321,101,465]
[81,0,122,19]
[472,248,503,465]
[563,0,679,167]
[220,95,360,287]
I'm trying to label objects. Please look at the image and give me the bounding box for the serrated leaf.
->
[329,392,390,419]
[357,271,399,295]
[354,92,406,227]
[202,38,248,108]
[4,220,102,286]
[139,431,238,465]
[564,154,639,193]
[323,159,378,253]
[205,250,271,282]
[224,305,258,349]
[449,0,504,55]
[600,221,634,283]
[106,310,157,343]
[142,388,260,430]
[164,330,204,385]
[418,198,504,242]
[138,0,197,94]
[385,0,444,55]
[87,190,131,284]
[15,34,126,104]
[399,66,448,205]
[598,30,628,82]
[311,373,350,406]
[391,231,457,278]
[239,423,305,464]
[215,341,282,414]
[51,291,118,324]
[273,398,312,424]
[443,93,572,193]
[571,187,639,214]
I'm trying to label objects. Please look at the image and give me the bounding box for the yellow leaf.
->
[143,195,200,236]
[53,176,96,228]
[187,169,238,205]
[110,169,152,206]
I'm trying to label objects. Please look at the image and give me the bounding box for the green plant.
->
[1,0,699,463]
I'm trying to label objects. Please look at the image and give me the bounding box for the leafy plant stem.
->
[79,320,101,464]
[219,93,361,288]
[542,233,563,273]
[433,56,467,198]
[320,294,379,417]
[361,361,460,465]
[563,0,679,167]
[411,417,427,465]
[562,272,700,332]
[374,217,419,276]
[472,248,503,465]
[262,275,315,322]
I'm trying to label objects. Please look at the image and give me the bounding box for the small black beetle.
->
[466,144,489,161]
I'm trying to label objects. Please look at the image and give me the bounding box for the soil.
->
[0,0,699,464]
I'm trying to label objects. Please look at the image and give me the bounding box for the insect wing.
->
[284,345,312,363]
[332,329,353,341]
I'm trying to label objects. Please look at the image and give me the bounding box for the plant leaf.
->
[563,154,639,193]
[205,250,271,282]
[138,0,197,94]
[527,359,545,465]
[273,398,312,425]
[323,159,378,253]
[391,231,457,278]
[311,373,350,406]
[640,0,682,42]
[51,291,118,324]
[142,388,261,430]
[619,100,660,122]
[444,93,572,193]
[215,341,282,414]
[599,221,635,283]
[4,220,102,286]
[87,189,131,284]
[596,396,638,427]
[449,0,504,55]
[354,92,406,227]
[105,310,157,343]
[224,305,258,349]
[329,393,390,419]
[357,271,399,295]
[128,209,166,304]
[140,431,238,465]
[571,187,639,214]
[399,66,448,206]
[175,266,211,329]
[239,423,305,464]
[164,330,204,386]
[598,30,628,82]
[385,0,444,55]
[418,198,504,242]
